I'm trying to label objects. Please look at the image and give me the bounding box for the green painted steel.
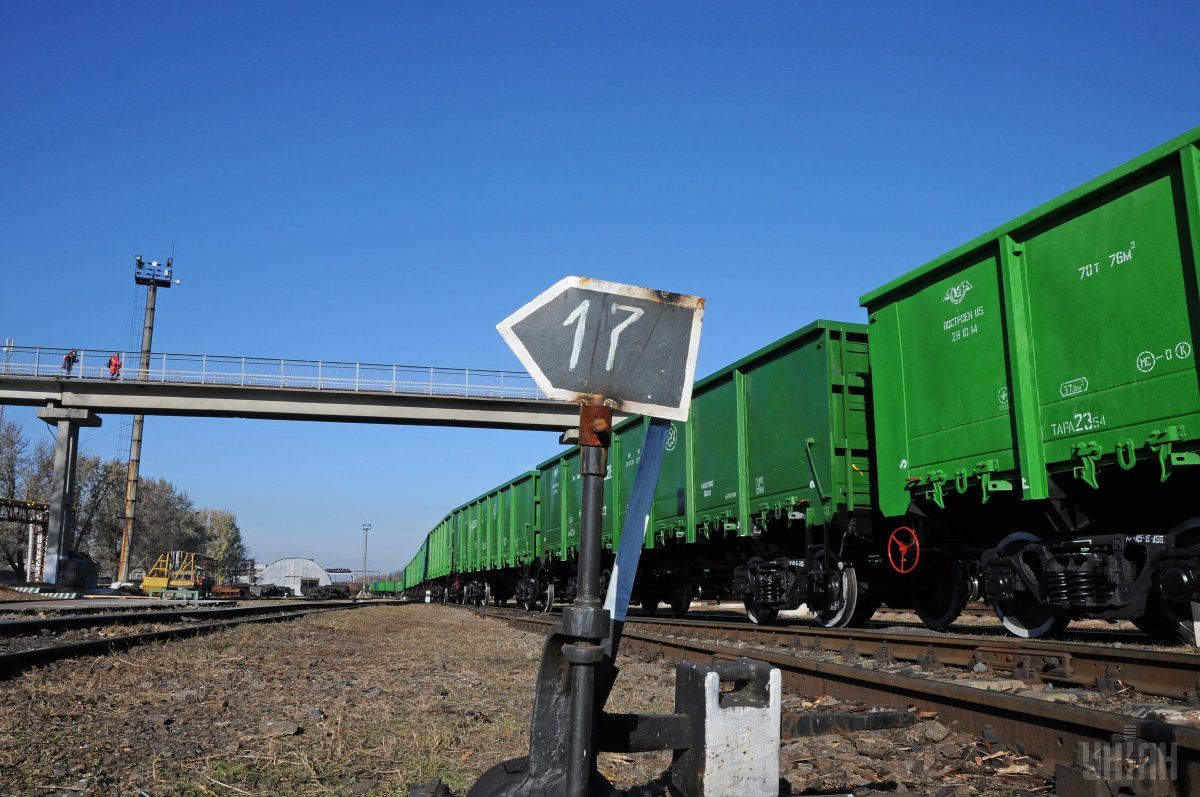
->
[398,320,871,590]
[492,489,505,568]
[454,511,466,574]
[404,319,871,582]
[611,418,650,550]
[862,126,1200,517]
[425,470,542,578]
[536,453,567,561]
[430,520,449,579]
[508,472,538,566]
[542,443,617,555]
[651,409,689,543]
[649,320,871,542]
[563,449,584,556]
[403,537,429,590]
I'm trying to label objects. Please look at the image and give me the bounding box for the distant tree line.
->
[0,418,248,578]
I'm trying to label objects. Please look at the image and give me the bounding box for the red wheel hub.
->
[887,526,920,574]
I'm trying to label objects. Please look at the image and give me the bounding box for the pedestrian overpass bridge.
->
[1,344,628,585]
[0,345,599,430]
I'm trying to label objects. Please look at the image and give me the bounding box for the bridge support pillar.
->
[36,407,101,585]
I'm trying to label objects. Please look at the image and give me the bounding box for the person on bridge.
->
[108,352,123,380]
[61,349,78,378]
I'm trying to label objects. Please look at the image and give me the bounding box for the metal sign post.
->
[466,277,704,797]
[565,402,612,796]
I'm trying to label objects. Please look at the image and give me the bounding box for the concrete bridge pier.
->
[36,406,101,584]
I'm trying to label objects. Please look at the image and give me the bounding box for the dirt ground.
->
[0,604,1050,796]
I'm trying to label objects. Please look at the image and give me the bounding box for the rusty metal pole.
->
[116,282,157,583]
[564,402,611,797]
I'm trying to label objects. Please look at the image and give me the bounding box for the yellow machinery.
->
[141,551,215,599]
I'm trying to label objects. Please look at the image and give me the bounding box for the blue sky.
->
[2,2,1197,573]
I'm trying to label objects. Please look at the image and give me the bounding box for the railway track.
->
[0,600,345,634]
[0,599,371,677]
[625,612,1200,702]
[513,602,1190,698]
[474,606,1200,793]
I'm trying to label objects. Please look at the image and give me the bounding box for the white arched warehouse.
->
[257,557,332,595]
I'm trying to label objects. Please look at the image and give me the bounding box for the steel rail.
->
[620,613,1200,702]
[487,606,1200,701]
[0,602,369,677]
[477,607,1200,793]
[0,599,367,636]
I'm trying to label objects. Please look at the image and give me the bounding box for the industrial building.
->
[257,557,332,595]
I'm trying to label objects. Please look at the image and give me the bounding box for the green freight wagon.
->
[474,471,541,606]
[490,489,505,568]
[862,126,1200,642]
[420,471,542,607]
[506,472,539,569]
[525,453,570,607]
[639,320,873,624]
[497,320,872,622]
[611,417,650,553]
[517,422,635,609]
[428,519,450,581]
[536,454,568,564]
[403,538,429,594]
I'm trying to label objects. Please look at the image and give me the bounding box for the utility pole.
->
[360,523,371,596]
[1,339,12,427]
[115,256,177,584]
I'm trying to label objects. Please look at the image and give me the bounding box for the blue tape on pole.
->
[604,418,671,623]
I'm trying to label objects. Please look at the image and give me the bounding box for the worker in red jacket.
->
[108,352,123,381]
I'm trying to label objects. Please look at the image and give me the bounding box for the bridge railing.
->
[0,345,546,400]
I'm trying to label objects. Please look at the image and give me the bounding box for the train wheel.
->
[847,593,881,626]
[744,601,778,625]
[812,550,860,629]
[540,582,555,613]
[1135,519,1200,645]
[992,592,1067,638]
[741,555,780,624]
[1132,608,1178,641]
[913,560,969,630]
[599,569,611,603]
[669,582,693,618]
[989,533,1067,639]
[641,596,660,616]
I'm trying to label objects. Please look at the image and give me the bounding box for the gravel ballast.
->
[0,604,1053,795]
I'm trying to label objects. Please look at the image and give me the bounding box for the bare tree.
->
[131,478,207,573]
[0,419,34,572]
[0,419,244,579]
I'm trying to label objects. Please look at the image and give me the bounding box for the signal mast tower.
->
[360,523,371,596]
[115,255,177,584]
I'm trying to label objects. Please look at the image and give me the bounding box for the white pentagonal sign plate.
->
[497,277,704,421]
